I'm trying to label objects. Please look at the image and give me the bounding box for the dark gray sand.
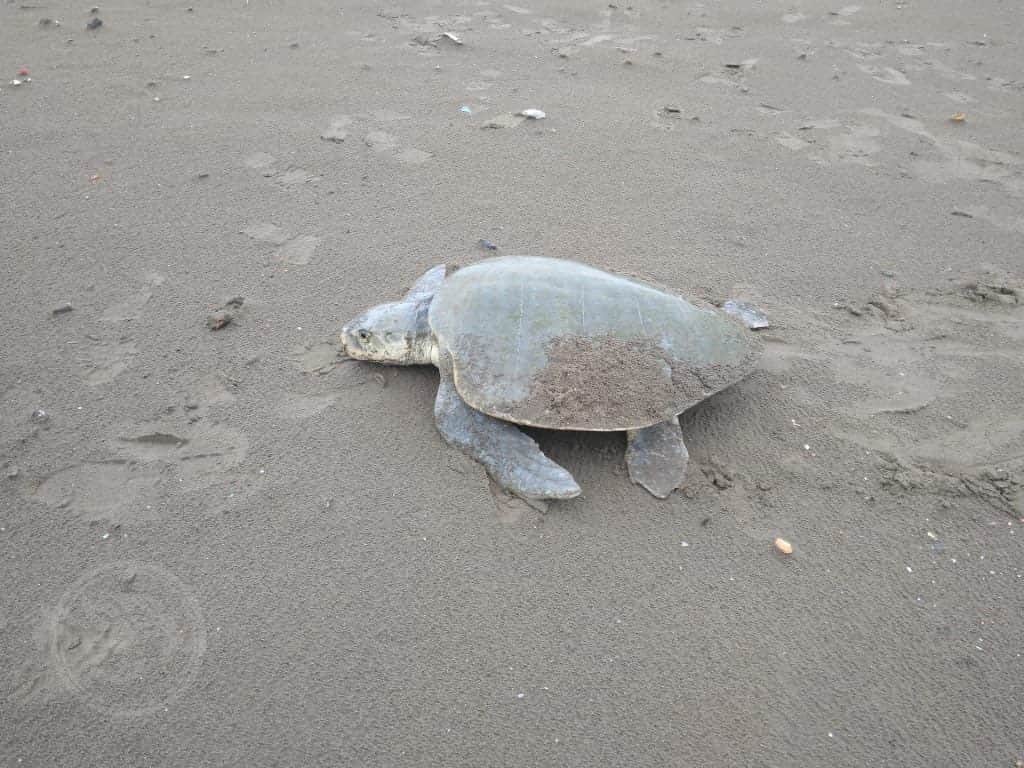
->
[2,0,1023,765]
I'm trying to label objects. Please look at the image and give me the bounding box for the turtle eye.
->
[357,329,371,343]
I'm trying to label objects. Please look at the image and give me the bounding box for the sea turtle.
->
[341,256,767,501]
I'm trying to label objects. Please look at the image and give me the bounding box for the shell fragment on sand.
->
[774,537,794,555]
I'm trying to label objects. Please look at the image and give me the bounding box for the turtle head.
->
[341,264,448,366]
[341,300,433,365]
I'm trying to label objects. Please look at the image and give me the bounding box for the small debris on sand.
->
[51,303,73,315]
[774,537,794,555]
[207,310,232,330]
[207,296,244,330]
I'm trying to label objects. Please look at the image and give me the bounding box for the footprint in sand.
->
[775,132,811,152]
[179,373,237,420]
[34,461,163,522]
[79,276,165,385]
[320,112,433,165]
[274,236,320,266]
[242,222,321,266]
[956,205,1024,236]
[241,222,290,246]
[841,42,885,61]
[771,108,1021,190]
[33,422,249,523]
[81,337,138,386]
[827,4,861,24]
[100,273,164,323]
[242,152,320,187]
[116,423,248,481]
[243,152,276,171]
[364,130,398,153]
[292,340,347,375]
[275,393,340,419]
[799,122,881,167]
[275,168,321,187]
[857,108,1024,195]
[856,64,911,86]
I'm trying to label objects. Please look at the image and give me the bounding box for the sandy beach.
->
[2,0,1022,765]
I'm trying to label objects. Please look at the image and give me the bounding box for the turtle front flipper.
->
[434,366,581,502]
[626,417,689,498]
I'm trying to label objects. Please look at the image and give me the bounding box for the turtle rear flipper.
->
[434,365,580,502]
[626,417,689,498]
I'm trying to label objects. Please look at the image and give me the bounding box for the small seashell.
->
[773,537,793,555]
[518,108,546,120]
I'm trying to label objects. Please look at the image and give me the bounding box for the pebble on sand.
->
[774,537,794,555]
[52,303,73,315]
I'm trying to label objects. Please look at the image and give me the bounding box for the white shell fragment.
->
[518,108,546,120]
[774,537,794,555]
[441,32,463,45]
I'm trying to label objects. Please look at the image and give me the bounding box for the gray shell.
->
[429,256,761,431]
